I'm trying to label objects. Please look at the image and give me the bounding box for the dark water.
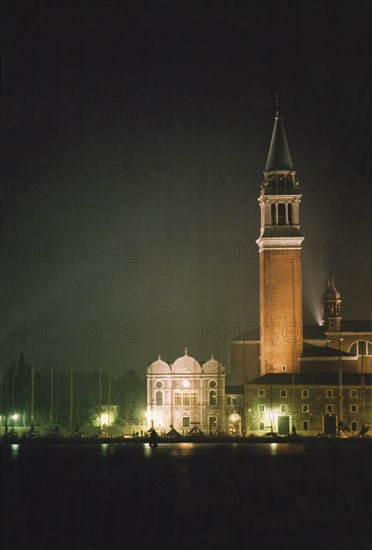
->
[1,442,371,550]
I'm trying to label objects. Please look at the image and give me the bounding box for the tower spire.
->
[265,103,293,172]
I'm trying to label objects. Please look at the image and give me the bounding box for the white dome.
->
[171,350,202,374]
[148,356,170,374]
[202,355,225,374]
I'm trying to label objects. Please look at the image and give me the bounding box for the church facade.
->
[147,350,225,435]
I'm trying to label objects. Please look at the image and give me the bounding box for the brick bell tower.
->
[256,100,304,374]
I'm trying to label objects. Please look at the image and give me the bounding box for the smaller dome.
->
[148,355,170,374]
[323,275,341,300]
[202,354,225,374]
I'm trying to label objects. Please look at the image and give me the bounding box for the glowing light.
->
[100,413,109,425]
[11,414,19,421]
[182,379,191,388]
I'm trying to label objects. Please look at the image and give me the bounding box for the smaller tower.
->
[322,275,342,331]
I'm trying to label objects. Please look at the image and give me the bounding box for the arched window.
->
[174,393,181,405]
[209,390,217,406]
[183,393,190,406]
[349,340,372,356]
[191,392,198,405]
[155,391,163,406]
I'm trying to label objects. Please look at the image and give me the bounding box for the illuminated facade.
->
[147,350,225,435]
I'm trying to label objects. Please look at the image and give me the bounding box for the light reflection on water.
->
[11,444,19,459]
[100,443,108,456]
[141,441,306,458]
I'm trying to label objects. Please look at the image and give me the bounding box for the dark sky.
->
[1,0,371,378]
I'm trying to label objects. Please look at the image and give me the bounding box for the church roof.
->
[171,350,202,374]
[265,113,294,171]
[247,373,372,386]
[322,275,341,301]
[148,356,170,374]
[233,321,372,342]
[202,354,225,374]
[302,343,355,358]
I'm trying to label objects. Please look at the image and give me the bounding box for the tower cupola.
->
[322,275,342,331]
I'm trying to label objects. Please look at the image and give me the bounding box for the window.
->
[280,404,287,413]
[174,393,181,406]
[209,380,217,388]
[209,390,217,405]
[281,365,287,372]
[280,389,287,398]
[326,404,333,413]
[191,392,198,405]
[258,389,265,398]
[183,417,190,428]
[350,389,358,398]
[350,405,358,413]
[209,417,216,431]
[232,397,237,406]
[302,421,309,431]
[351,421,358,432]
[155,381,163,388]
[302,389,309,398]
[155,391,163,406]
[226,397,231,405]
[258,404,265,413]
[302,404,309,413]
[183,393,190,406]
[326,389,333,398]
[349,340,372,356]
[259,422,265,430]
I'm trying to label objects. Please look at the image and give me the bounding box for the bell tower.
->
[256,102,304,374]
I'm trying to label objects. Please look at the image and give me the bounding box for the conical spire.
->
[265,102,293,171]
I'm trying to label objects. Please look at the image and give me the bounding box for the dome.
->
[171,349,202,374]
[322,275,341,301]
[202,354,225,374]
[148,355,170,374]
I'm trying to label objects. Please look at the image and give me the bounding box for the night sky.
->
[1,1,371,378]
